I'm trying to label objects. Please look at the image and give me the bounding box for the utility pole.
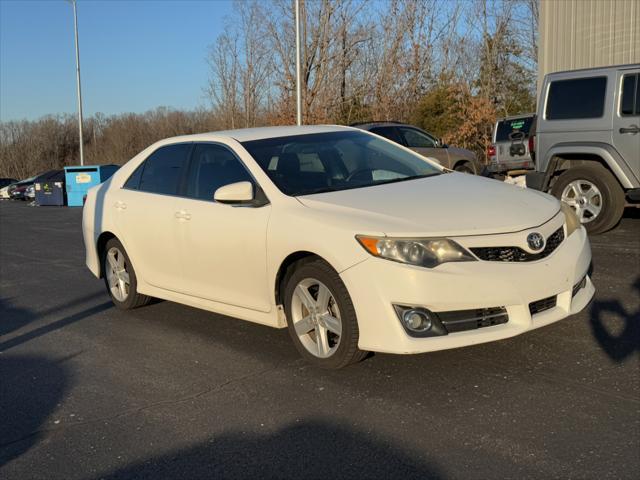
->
[295,0,302,126]
[69,0,84,165]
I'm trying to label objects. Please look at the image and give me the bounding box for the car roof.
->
[161,125,355,144]
[350,121,406,130]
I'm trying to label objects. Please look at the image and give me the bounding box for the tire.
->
[551,163,625,235]
[283,258,367,369]
[102,238,151,310]
[454,161,475,174]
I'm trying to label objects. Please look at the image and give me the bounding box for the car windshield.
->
[495,116,535,142]
[241,130,441,196]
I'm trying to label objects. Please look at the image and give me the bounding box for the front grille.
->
[438,306,509,333]
[471,227,565,262]
[529,295,557,316]
[572,275,587,297]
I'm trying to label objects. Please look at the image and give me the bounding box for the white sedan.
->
[83,125,594,369]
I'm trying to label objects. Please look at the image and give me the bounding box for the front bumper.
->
[341,226,593,354]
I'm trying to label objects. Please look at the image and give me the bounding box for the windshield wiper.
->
[371,172,440,187]
[295,172,440,197]
[297,186,339,195]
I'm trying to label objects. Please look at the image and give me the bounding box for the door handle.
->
[619,125,639,134]
[114,201,127,210]
[174,210,191,220]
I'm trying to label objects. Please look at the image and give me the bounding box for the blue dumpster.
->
[64,165,119,207]
[34,169,66,206]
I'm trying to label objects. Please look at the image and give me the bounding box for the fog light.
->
[394,305,448,337]
[403,309,432,332]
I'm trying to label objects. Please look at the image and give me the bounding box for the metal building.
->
[538,0,640,91]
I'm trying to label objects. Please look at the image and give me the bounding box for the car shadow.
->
[0,292,107,338]
[588,277,640,362]
[92,420,443,480]
[130,301,301,367]
[0,299,35,337]
[622,208,640,219]
[0,300,113,352]
[0,354,71,469]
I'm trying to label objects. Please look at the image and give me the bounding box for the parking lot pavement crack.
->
[0,359,301,451]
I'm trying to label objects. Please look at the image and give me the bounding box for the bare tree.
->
[207,28,240,128]
[2,0,541,178]
[237,1,272,127]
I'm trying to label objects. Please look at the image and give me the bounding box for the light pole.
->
[68,0,84,165]
[295,0,302,126]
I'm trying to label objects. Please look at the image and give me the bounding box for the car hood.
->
[297,173,560,237]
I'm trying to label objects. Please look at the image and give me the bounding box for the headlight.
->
[561,202,580,237]
[356,236,476,268]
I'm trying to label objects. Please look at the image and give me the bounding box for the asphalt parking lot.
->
[0,201,638,479]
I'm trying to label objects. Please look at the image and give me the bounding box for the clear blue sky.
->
[0,0,234,121]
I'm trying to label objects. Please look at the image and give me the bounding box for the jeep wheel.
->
[551,164,625,235]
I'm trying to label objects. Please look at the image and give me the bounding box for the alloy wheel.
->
[561,179,602,224]
[106,246,130,302]
[291,278,342,358]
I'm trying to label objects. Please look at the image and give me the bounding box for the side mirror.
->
[437,139,448,148]
[214,181,254,204]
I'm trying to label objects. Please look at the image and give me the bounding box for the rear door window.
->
[397,127,437,148]
[137,144,191,195]
[495,117,535,142]
[369,126,403,144]
[620,73,639,116]
[545,76,607,120]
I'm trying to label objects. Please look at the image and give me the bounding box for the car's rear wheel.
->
[284,258,367,369]
[454,161,475,174]
[551,164,625,234]
[103,238,151,310]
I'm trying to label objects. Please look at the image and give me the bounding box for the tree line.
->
[0,0,537,180]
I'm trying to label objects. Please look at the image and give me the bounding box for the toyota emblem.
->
[527,232,545,251]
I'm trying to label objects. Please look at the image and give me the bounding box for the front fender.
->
[266,205,372,306]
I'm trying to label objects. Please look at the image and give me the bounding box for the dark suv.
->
[352,122,480,174]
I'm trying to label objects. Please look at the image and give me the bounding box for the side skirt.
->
[137,281,285,328]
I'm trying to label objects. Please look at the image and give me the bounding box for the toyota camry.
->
[83,125,594,369]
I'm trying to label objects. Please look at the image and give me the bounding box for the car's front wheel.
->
[284,258,367,369]
[102,238,151,310]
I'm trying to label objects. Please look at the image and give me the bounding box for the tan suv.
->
[352,121,480,174]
